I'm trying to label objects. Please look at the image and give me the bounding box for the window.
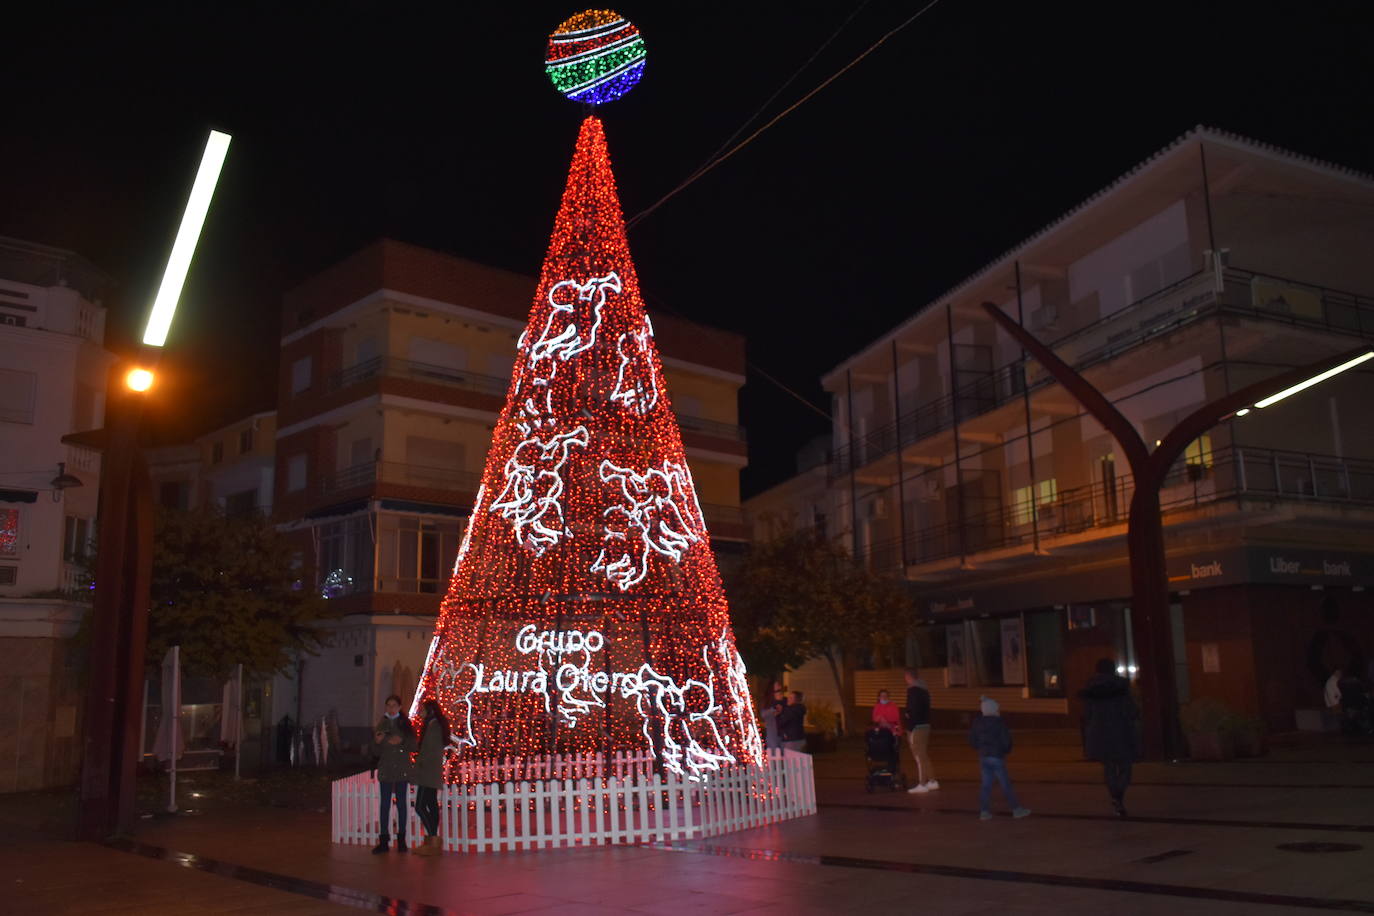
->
[286,454,307,492]
[291,356,313,395]
[225,489,258,516]
[317,515,374,597]
[239,428,254,454]
[1185,434,1213,469]
[376,514,460,593]
[0,566,15,585]
[0,368,37,424]
[1011,479,1058,526]
[0,507,19,556]
[211,441,224,464]
[64,516,91,561]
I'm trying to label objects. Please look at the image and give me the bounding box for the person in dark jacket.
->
[411,698,451,856]
[371,695,415,854]
[969,696,1030,819]
[777,691,808,752]
[903,668,939,793]
[1080,658,1140,816]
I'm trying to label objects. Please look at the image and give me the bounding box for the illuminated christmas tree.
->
[412,10,762,782]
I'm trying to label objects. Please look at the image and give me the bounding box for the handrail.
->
[328,356,509,397]
[324,460,481,495]
[832,266,1374,479]
[857,444,1374,573]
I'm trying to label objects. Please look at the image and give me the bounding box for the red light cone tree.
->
[413,116,763,781]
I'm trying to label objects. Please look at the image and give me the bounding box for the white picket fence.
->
[332,749,815,853]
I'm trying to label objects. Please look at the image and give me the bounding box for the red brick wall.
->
[274,425,336,519]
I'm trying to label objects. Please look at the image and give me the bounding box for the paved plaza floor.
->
[3,734,1373,915]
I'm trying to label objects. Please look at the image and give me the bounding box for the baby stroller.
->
[864,725,906,792]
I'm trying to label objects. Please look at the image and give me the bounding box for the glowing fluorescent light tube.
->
[1254,351,1374,409]
[141,130,232,347]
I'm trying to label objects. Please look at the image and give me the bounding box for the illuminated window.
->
[0,507,19,556]
[1011,479,1058,526]
[1185,434,1213,469]
[376,514,461,593]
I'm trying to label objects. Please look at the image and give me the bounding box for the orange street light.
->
[125,367,155,392]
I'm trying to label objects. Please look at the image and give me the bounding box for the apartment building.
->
[0,236,115,789]
[148,411,277,515]
[273,239,749,744]
[794,129,1373,732]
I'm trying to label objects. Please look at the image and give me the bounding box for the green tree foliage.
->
[726,526,915,728]
[146,507,334,678]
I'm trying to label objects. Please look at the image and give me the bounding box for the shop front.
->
[917,544,1374,732]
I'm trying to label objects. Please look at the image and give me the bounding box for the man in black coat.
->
[777,690,808,752]
[1080,658,1140,816]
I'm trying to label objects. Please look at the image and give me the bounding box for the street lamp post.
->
[981,300,1371,760]
[76,130,230,840]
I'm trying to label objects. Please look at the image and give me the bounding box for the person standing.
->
[904,668,939,793]
[1080,658,1140,816]
[969,696,1030,820]
[412,698,450,856]
[371,694,414,854]
[778,690,808,752]
[760,682,784,752]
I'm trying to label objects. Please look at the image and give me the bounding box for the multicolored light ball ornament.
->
[545,9,646,105]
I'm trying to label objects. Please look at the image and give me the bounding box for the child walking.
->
[969,696,1030,821]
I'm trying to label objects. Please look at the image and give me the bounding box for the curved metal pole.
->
[982,301,1368,759]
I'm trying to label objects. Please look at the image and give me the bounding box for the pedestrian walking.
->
[778,690,808,752]
[903,668,939,793]
[371,694,415,854]
[412,698,450,856]
[1080,658,1140,817]
[760,682,784,752]
[969,696,1030,820]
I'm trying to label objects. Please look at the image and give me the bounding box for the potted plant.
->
[1179,697,1234,761]
[804,702,841,753]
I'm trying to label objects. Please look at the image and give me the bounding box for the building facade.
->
[0,236,115,789]
[272,239,750,746]
[147,411,277,516]
[771,130,1374,732]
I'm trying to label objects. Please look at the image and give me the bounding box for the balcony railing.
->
[700,502,745,527]
[323,461,481,496]
[325,356,745,442]
[675,413,747,442]
[832,266,1374,480]
[859,445,1374,573]
[328,356,509,398]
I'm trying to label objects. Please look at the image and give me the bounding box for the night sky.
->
[4,1,1371,497]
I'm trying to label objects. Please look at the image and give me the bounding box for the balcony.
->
[860,445,1374,574]
[675,413,747,443]
[832,267,1374,480]
[323,461,481,497]
[327,356,509,398]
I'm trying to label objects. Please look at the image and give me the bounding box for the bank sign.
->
[925,546,1372,616]
[1169,546,1370,588]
